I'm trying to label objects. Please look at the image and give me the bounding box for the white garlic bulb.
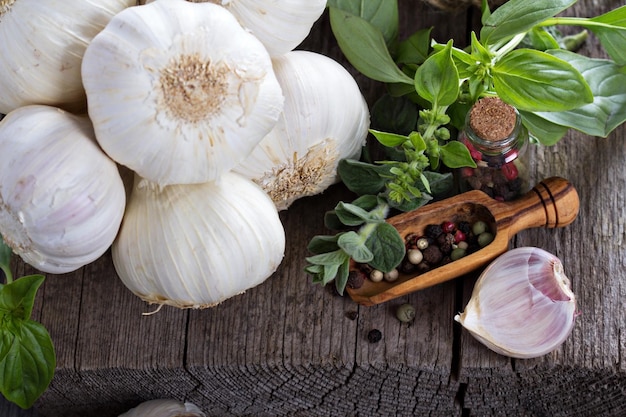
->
[144,0,326,56]
[119,399,205,417]
[234,51,370,210]
[81,0,284,186]
[0,105,126,274]
[455,247,577,359]
[113,172,285,308]
[0,0,135,114]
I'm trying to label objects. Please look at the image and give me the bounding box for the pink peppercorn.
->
[501,162,519,181]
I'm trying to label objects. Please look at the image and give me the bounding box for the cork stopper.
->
[469,97,517,141]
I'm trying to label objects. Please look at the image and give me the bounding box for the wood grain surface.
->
[2,0,625,416]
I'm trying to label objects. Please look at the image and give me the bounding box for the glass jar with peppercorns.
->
[457,96,529,201]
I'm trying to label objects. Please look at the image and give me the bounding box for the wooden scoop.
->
[346,177,579,306]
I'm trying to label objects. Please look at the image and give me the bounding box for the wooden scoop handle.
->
[495,176,580,239]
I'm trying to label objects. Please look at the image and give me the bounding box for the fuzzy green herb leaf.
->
[329,7,412,85]
[338,232,374,264]
[492,48,593,112]
[338,159,391,195]
[364,223,406,273]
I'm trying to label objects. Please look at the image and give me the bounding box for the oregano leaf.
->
[365,222,406,272]
[337,232,374,264]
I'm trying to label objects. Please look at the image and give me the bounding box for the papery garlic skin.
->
[234,51,370,210]
[0,105,126,274]
[82,0,284,186]
[144,0,326,56]
[455,247,577,359]
[118,399,206,417]
[0,0,135,114]
[113,172,285,308]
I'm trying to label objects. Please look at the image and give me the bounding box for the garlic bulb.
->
[81,0,284,186]
[0,0,135,114]
[119,399,205,417]
[234,50,370,210]
[0,105,126,274]
[113,172,285,308]
[455,247,577,359]
[144,0,326,56]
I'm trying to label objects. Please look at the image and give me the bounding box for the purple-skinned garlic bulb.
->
[454,247,577,359]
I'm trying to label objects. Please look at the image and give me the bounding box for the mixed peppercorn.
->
[348,219,494,288]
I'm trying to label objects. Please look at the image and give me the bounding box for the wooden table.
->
[3,0,625,416]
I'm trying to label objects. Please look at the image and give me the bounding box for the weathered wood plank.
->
[3,0,625,416]
[458,0,626,415]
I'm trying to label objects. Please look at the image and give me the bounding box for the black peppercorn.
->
[422,245,443,264]
[399,258,418,274]
[436,233,455,255]
[345,311,358,321]
[424,224,443,239]
[458,221,472,236]
[347,270,365,289]
[367,329,382,343]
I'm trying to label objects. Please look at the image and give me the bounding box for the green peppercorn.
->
[450,247,467,261]
[472,220,488,236]
[396,303,416,323]
[478,232,494,247]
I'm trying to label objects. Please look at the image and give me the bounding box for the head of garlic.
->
[454,247,577,359]
[143,0,326,57]
[0,105,126,274]
[112,172,285,309]
[0,0,135,114]
[234,50,370,210]
[118,399,205,417]
[81,0,284,186]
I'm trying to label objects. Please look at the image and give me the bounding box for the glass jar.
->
[458,97,529,201]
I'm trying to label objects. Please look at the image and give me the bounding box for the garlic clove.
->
[0,0,135,114]
[0,105,126,274]
[454,247,577,359]
[234,50,370,210]
[112,172,285,309]
[118,399,205,417]
[143,0,326,57]
[82,0,284,186]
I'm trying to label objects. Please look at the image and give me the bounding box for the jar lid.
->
[469,97,517,141]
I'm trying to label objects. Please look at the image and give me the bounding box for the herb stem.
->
[540,17,626,31]
[494,33,526,59]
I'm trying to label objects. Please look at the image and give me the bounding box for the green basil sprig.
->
[0,235,55,410]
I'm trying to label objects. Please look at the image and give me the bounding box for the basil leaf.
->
[0,320,55,409]
[327,0,399,47]
[329,7,412,85]
[0,275,45,321]
[439,141,477,169]
[369,129,407,147]
[338,232,374,264]
[523,27,561,51]
[480,0,576,46]
[338,159,391,195]
[365,222,406,272]
[588,5,626,65]
[0,235,12,283]
[519,110,569,146]
[414,41,459,108]
[397,28,432,65]
[492,48,593,112]
[534,50,626,138]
